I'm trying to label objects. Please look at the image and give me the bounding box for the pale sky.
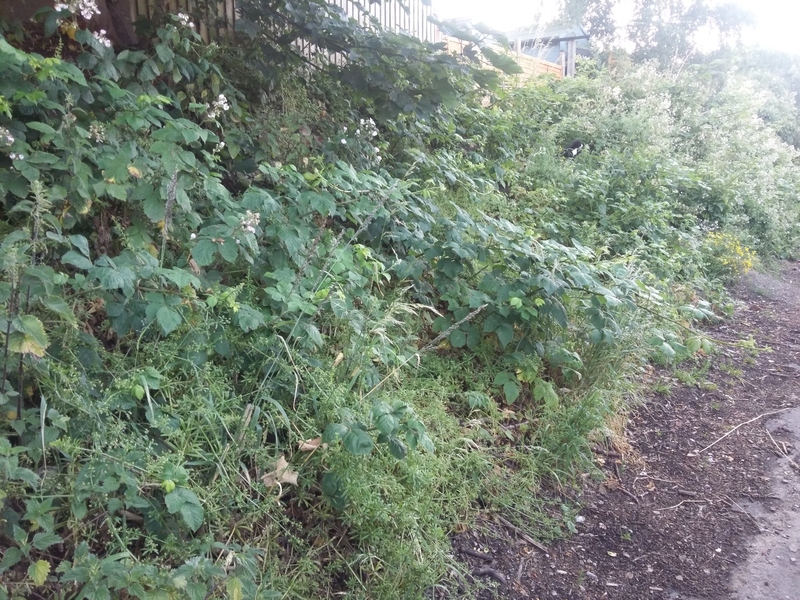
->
[434,0,800,56]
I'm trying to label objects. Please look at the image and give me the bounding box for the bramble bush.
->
[1,2,798,598]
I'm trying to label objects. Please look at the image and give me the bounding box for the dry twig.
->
[693,407,792,455]
[764,427,800,470]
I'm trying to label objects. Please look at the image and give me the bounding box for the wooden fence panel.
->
[443,36,562,83]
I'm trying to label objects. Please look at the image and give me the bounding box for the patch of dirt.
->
[452,262,800,599]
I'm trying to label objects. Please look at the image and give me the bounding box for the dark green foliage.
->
[1,1,799,598]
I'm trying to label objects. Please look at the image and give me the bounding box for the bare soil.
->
[453,262,800,599]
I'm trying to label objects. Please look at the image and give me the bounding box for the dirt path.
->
[455,263,800,599]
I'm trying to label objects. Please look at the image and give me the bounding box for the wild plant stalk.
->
[160,170,179,268]
[2,181,51,415]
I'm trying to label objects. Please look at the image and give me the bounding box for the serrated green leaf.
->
[375,412,399,436]
[156,305,181,335]
[14,315,48,347]
[322,423,348,443]
[218,237,239,263]
[494,322,514,348]
[502,380,520,403]
[0,547,21,573]
[388,437,407,459]
[69,234,91,258]
[26,122,56,135]
[342,428,374,456]
[236,304,265,332]
[62,250,93,270]
[32,531,62,551]
[192,238,217,266]
[179,501,204,532]
[226,576,243,600]
[186,582,208,600]
[40,296,75,322]
[321,471,346,510]
[533,379,559,410]
[28,560,50,586]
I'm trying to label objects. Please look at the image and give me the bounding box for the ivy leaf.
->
[28,560,50,586]
[342,428,374,455]
[156,306,182,335]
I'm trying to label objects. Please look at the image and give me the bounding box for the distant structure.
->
[508,23,591,78]
[0,0,441,46]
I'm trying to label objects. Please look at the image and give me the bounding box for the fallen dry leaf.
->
[298,437,322,452]
[261,455,298,489]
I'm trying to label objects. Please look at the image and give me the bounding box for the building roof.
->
[508,23,589,43]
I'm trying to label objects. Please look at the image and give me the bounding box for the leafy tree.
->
[627,0,753,67]
[235,0,520,120]
[558,0,619,48]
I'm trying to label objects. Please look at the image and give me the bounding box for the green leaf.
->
[40,297,75,322]
[236,304,265,332]
[494,323,514,348]
[32,531,61,551]
[342,428,374,456]
[28,560,50,586]
[15,315,49,348]
[321,471,346,510]
[26,122,56,135]
[533,379,559,410]
[502,380,520,403]
[449,329,467,348]
[301,191,337,217]
[192,239,217,267]
[659,342,676,358]
[218,237,239,263]
[493,371,512,386]
[156,306,182,335]
[179,501,204,532]
[0,547,21,574]
[374,412,398,436]
[322,423,348,443]
[388,437,407,459]
[226,576,243,600]
[62,250,93,270]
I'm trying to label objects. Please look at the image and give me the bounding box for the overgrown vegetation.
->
[1,1,798,598]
